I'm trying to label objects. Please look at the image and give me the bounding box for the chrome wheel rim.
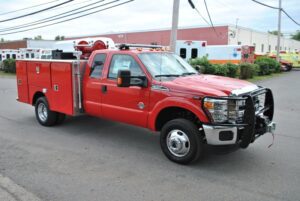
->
[37,103,48,122]
[166,129,190,157]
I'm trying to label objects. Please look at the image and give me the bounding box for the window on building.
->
[6,54,10,59]
[31,53,35,58]
[0,54,2,61]
[269,45,271,52]
[12,54,16,59]
[90,54,106,79]
[238,41,242,45]
[261,44,264,53]
[179,48,186,59]
[26,53,29,58]
[191,48,198,59]
[285,47,287,50]
[108,54,144,79]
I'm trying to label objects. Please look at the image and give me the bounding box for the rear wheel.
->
[35,97,57,126]
[160,119,204,164]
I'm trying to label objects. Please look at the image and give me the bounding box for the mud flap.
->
[239,95,256,148]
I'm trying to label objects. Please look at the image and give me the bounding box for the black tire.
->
[35,97,57,127]
[56,113,66,125]
[160,119,204,164]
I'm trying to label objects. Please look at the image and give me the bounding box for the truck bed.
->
[16,59,86,116]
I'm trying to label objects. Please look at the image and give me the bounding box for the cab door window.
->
[90,53,106,79]
[108,54,144,79]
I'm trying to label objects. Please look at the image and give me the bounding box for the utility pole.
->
[170,0,180,52]
[276,0,282,61]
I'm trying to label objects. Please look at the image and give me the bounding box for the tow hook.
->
[267,122,276,134]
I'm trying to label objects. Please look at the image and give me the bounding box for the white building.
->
[228,25,300,53]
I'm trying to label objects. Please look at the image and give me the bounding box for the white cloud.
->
[0,0,299,40]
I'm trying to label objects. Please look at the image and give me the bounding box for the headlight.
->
[203,98,246,123]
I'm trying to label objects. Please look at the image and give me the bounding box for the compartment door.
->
[50,62,74,115]
[16,61,29,103]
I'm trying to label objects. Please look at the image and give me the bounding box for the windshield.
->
[138,52,198,79]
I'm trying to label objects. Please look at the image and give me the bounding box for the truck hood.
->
[162,74,258,96]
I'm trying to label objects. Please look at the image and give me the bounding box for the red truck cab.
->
[16,44,276,164]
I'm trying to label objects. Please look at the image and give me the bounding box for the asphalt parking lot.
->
[0,71,299,201]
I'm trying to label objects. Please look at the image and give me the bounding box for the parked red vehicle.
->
[16,44,276,164]
[255,53,293,71]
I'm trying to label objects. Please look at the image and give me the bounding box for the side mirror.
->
[117,70,147,88]
[117,70,131,87]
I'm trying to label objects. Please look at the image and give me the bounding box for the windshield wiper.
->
[181,72,197,76]
[155,74,180,78]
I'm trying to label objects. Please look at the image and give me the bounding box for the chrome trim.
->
[203,124,237,145]
[230,85,259,96]
[267,122,276,134]
[37,102,48,122]
[166,129,190,157]
[72,60,83,115]
[151,84,169,91]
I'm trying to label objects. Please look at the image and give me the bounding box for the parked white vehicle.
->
[175,40,207,60]
[175,40,255,64]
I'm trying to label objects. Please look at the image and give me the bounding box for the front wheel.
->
[160,119,204,164]
[35,97,57,127]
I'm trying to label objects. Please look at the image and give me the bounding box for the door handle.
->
[101,85,107,93]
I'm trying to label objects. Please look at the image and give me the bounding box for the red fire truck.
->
[16,42,276,164]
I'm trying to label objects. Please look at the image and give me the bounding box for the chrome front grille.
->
[253,93,266,114]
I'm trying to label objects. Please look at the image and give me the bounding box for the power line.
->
[0,0,107,32]
[282,9,300,26]
[0,0,59,16]
[0,0,134,36]
[0,0,74,23]
[251,0,300,26]
[203,0,219,37]
[251,0,278,9]
[187,0,210,26]
[46,0,95,12]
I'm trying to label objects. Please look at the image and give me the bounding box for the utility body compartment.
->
[16,59,85,116]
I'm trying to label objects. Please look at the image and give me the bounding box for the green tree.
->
[0,38,4,42]
[54,35,65,40]
[268,30,283,36]
[34,35,42,40]
[291,31,300,41]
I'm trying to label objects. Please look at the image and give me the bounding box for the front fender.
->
[148,97,209,131]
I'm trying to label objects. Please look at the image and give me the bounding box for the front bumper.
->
[203,122,276,145]
[202,87,276,147]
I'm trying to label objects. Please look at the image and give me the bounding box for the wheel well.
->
[32,92,44,106]
[155,107,201,131]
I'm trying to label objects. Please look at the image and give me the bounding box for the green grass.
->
[0,71,15,77]
[247,73,282,83]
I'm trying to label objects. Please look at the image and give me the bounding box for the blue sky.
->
[0,0,299,40]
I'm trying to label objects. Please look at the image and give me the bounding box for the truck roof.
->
[93,49,170,55]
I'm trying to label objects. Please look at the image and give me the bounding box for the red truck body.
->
[16,45,276,164]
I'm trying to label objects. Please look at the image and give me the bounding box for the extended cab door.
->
[100,53,150,127]
[83,53,107,117]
